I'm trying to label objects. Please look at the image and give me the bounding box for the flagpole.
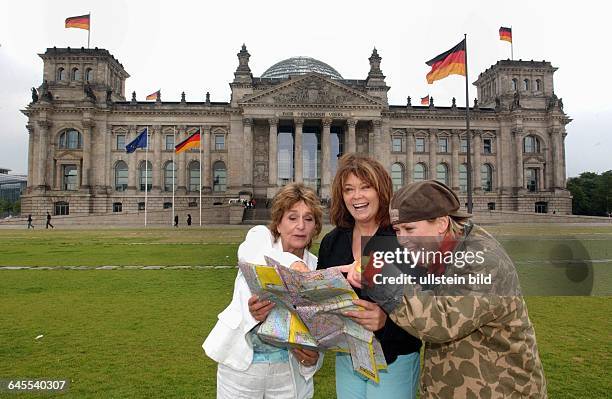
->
[145,127,149,227]
[172,126,176,227]
[464,34,473,214]
[199,126,202,227]
[87,12,91,49]
[510,25,514,60]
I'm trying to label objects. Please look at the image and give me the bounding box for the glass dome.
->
[261,56,343,80]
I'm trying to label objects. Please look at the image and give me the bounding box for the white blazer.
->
[203,225,324,399]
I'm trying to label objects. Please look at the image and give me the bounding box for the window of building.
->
[277,129,294,186]
[459,164,468,192]
[163,202,172,209]
[392,137,403,153]
[165,135,175,150]
[483,138,492,154]
[138,202,145,211]
[536,79,541,91]
[438,138,448,153]
[71,68,80,81]
[164,161,176,192]
[436,163,449,185]
[481,164,493,192]
[215,134,225,150]
[460,138,468,153]
[330,126,344,177]
[391,163,404,192]
[57,67,65,81]
[114,161,128,192]
[113,202,122,213]
[525,168,539,192]
[59,129,82,149]
[189,161,200,192]
[415,137,425,152]
[535,201,548,214]
[487,202,496,211]
[85,68,93,83]
[523,135,540,153]
[116,134,126,151]
[523,79,530,91]
[54,201,69,216]
[213,161,227,192]
[511,78,518,91]
[413,163,426,182]
[62,165,78,191]
[139,161,152,191]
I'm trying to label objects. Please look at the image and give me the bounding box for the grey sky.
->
[1,0,609,177]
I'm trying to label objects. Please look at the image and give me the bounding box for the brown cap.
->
[389,180,471,224]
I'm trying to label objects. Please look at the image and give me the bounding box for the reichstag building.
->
[21,45,571,219]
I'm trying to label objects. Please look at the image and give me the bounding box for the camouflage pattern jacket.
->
[386,223,547,398]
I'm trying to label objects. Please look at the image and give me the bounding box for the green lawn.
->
[0,225,611,398]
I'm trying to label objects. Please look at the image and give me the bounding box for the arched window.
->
[189,161,200,192]
[164,161,177,192]
[391,163,404,192]
[58,129,82,149]
[511,78,517,92]
[523,135,540,153]
[213,161,227,192]
[459,164,468,192]
[436,163,449,185]
[413,163,426,182]
[114,161,128,192]
[71,68,80,81]
[535,79,541,91]
[523,79,530,91]
[139,161,152,191]
[481,164,493,192]
[85,68,93,83]
[57,67,65,81]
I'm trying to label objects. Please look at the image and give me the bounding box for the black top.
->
[317,225,422,364]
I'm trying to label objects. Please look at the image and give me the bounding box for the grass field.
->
[0,225,611,398]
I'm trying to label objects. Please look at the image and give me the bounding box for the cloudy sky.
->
[0,0,609,177]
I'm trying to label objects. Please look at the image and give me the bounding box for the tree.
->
[567,170,612,216]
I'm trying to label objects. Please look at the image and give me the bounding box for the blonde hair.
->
[268,183,323,249]
[428,215,471,236]
[329,153,393,229]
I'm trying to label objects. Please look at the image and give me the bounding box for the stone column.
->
[81,121,93,190]
[268,118,278,187]
[451,130,460,190]
[176,125,187,193]
[473,130,482,192]
[202,125,212,192]
[369,119,382,157]
[552,128,565,189]
[321,118,332,198]
[428,129,438,180]
[294,118,304,183]
[559,130,567,188]
[513,129,524,190]
[495,132,503,193]
[347,119,357,154]
[26,124,35,190]
[36,120,51,189]
[406,129,414,184]
[127,125,137,191]
[152,125,162,192]
[104,125,112,190]
[243,118,253,187]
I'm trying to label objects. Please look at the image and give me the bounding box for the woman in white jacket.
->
[204,183,325,399]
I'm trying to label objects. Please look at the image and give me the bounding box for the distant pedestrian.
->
[45,212,54,229]
[174,215,179,228]
[187,214,192,226]
[252,198,257,208]
[27,214,34,229]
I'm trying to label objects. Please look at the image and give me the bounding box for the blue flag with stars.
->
[125,128,148,153]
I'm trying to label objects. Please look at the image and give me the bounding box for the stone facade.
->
[21,46,572,219]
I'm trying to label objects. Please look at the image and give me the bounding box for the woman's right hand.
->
[338,261,362,288]
[248,295,275,322]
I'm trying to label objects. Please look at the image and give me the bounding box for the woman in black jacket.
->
[317,153,421,399]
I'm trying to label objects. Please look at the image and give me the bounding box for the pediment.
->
[240,73,383,107]
[55,150,82,160]
[523,155,544,164]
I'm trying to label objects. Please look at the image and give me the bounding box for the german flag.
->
[425,39,466,84]
[65,14,90,30]
[499,27,512,43]
[146,90,160,101]
[420,95,430,105]
[175,130,201,154]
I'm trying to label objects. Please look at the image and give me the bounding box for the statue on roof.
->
[31,88,39,103]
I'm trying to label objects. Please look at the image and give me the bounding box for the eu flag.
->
[126,128,148,153]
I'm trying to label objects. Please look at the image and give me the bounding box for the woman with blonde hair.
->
[204,183,325,398]
[317,153,421,399]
